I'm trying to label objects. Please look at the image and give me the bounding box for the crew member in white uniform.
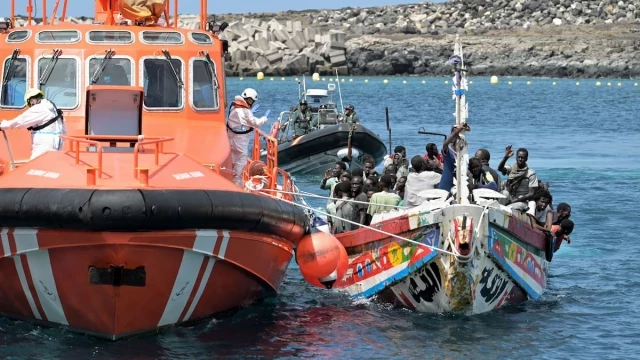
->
[0,88,67,160]
[227,88,270,186]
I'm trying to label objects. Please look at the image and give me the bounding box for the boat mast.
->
[335,69,345,112]
[450,34,469,205]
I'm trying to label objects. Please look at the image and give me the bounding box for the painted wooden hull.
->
[333,203,551,315]
[0,228,294,340]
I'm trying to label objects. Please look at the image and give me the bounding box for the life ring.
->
[269,121,280,138]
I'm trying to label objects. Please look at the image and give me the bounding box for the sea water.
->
[1,77,637,359]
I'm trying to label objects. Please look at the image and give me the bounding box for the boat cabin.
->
[277,84,342,143]
[0,0,234,173]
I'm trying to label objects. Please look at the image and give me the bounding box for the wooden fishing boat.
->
[294,36,558,314]
[0,0,310,340]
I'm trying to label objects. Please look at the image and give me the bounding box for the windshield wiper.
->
[90,49,115,85]
[201,51,220,90]
[161,49,184,87]
[39,49,62,86]
[2,49,20,87]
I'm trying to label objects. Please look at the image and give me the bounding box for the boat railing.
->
[60,134,174,180]
[245,128,294,201]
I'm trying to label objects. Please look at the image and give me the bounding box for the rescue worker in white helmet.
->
[227,88,270,186]
[0,88,67,160]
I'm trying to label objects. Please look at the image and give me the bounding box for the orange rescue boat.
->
[0,0,310,340]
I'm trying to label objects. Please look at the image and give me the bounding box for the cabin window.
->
[189,32,213,45]
[0,57,28,108]
[87,30,134,44]
[6,30,31,43]
[191,59,219,110]
[140,31,183,45]
[142,58,183,109]
[36,30,81,44]
[88,58,133,86]
[37,57,78,109]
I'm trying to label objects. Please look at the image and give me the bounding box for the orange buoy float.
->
[295,231,343,279]
[300,238,349,289]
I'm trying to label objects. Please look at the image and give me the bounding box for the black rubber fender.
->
[0,188,310,243]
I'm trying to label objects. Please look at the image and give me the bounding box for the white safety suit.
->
[227,96,268,186]
[0,99,67,160]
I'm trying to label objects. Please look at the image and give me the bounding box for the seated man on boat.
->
[424,143,443,171]
[526,187,554,231]
[497,145,539,210]
[405,155,442,207]
[291,99,316,137]
[338,104,360,125]
[331,181,355,234]
[467,157,498,194]
[227,88,270,186]
[367,175,401,216]
[320,161,347,191]
[0,88,66,160]
[351,175,370,226]
[474,148,502,191]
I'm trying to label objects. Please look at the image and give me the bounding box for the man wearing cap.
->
[227,88,270,186]
[339,104,360,125]
[0,88,67,160]
[291,99,315,137]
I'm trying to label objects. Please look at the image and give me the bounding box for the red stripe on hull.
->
[0,258,35,318]
[178,256,211,323]
[8,230,18,256]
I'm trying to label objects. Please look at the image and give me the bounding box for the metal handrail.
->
[133,137,174,178]
[59,135,105,178]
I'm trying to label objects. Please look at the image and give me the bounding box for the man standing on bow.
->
[227,88,270,186]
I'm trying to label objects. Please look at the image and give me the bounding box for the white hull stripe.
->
[218,231,230,259]
[1,228,11,257]
[182,258,216,322]
[13,256,42,320]
[13,228,68,325]
[192,230,220,256]
[157,250,206,327]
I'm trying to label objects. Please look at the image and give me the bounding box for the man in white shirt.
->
[404,155,442,207]
[0,88,67,160]
[227,88,270,186]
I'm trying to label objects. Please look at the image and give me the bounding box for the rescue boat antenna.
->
[450,34,470,205]
[335,69,345,112]
[302,75,307,100]
[50,0,61,25]
[174,0,179,29]
[61,0,68,23]
[27,0,33,26]
[10,0,15,26]
[42,0,47,25]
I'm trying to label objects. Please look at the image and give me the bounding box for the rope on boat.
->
[260,188,410,209]
[254,187,469,259]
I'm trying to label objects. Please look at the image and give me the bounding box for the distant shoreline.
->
[11,0,640,78]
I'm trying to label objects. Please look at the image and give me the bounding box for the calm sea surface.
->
[1,76,638,359]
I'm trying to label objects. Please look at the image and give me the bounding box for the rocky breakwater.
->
[220,18,349,76]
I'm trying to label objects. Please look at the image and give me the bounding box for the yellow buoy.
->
[329,78,333,82]
[256,72,264,81]
[322,77,326,81]
[422,80,426,84]
[341,78,345,82]
[596,81,602,86]
[607,82,612,86]
[508,81,512,85]
[383,79,389,84]
[526,81,531,85]
[469,80,473,85]
[402,80,407,84]
[349,78,353,82]
[552,82,556,86]
[270,77,274,81]
[490,76,499,84]
[295,77,299,81]
[281,77,285,81]
[444,80,449,84]
[576,82,580,86]
[312,73,320,81]
[239,77,244,81]
[618,82,622,87]
[635,83,638,87]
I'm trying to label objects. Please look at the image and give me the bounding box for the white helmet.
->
[241,88,258,101]
[24,88,44,106]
